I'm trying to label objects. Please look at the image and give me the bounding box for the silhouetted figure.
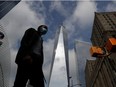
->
[13,25,48,87]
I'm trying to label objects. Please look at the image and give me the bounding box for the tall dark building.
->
[0,1,20,87]
[91,12,116,47]
[0,1,20,19]
[85,12,116,87]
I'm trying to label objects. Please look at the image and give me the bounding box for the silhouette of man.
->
[13,25,48,87]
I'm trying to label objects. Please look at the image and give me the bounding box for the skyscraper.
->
[0,25,11,87]
[48,26,70,87]
[0,1,20,87]
[75,41,93,87]
[85,12,116,87]
[0,1,20,19]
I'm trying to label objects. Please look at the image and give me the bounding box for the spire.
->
[48,25,70,87]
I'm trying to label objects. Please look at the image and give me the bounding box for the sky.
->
[0,0,116,87]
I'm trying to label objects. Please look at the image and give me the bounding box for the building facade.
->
[0,1,20,87]
[85,12,116,87]
[49,26,69,87]
[37,26,70,87]
[0,1,20,19]
[0,25,11,87]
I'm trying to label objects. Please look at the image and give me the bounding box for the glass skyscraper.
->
[48,26,70,87]
[74,41,94,87]
[0,1,20,87]
[0,25,11,87]
[0,1,20,19]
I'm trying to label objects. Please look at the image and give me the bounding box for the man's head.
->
[37,25,48,35]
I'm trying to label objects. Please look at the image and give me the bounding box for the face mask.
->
[40,27,48,35]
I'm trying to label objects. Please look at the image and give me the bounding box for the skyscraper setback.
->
[85,12,116,87]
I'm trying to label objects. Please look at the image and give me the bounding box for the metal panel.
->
[0,1,20,19]
[0,25,11,87]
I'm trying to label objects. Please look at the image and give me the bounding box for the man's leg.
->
[13,66,29,87]
[29,54,44,87]
[29,65,44,87]
[30,77,44,87]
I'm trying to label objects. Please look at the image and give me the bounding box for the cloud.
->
[106,1,116,11]
[62,1,97,41]
[1,1,45,48]
[72,1,97,27]
[50,1,69,18]
[66,1,97,27]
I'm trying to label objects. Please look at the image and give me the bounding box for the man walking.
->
[13,25,48,87]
